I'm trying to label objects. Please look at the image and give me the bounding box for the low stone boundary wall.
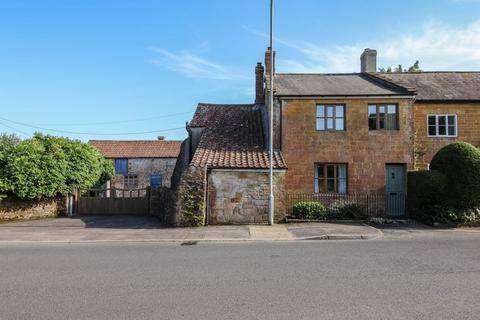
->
[0,196,66,222]
[150,187,176,225]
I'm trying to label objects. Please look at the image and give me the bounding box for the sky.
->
[1,0,480,141]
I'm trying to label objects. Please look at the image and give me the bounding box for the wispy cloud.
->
[150,47,249,80]
[245,19,480,72]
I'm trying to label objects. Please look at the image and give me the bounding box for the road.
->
[1,233,480,319]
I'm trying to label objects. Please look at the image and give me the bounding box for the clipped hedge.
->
[430,142,480,209]
[407,170,447,223]
[328,200,367,220]
[292,201,327,220]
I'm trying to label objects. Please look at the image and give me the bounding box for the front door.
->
[385,165,406,216]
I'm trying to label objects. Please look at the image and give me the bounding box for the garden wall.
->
[0,196,66,222]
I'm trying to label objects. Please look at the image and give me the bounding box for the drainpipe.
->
[268,0,275,225]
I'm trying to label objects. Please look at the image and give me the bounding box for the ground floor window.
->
[314,163,347,194]
[124,175,138,189]
[427,114,457,137]
[150,174,162,188]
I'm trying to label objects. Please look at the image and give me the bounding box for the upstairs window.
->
[314,163,347,194]
[114,158,128,176]
[368,104,398,130]
[427,115,457,137]
[316,105,345,131]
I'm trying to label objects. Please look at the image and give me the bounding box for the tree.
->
[2,133,114,199]
[0,133,21,193]
[379,60,422,73]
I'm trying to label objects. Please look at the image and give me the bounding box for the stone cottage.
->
[90,139,182,190]
[170,103,286,226]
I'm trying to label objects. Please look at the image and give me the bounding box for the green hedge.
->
[430,142,480,209]
[0,133,114,199]
[292,201,327,220]
[328,200,367,220]
[407,170,447,223]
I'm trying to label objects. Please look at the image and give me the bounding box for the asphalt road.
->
[1,235,480,320]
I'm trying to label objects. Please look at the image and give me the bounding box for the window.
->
[124,175,138,189]
[150,175,162,188]
[314,164,347,194]
[368,104,398,130]
[316,105,345,131]
[114,158,128,176]
[427,115,457,137]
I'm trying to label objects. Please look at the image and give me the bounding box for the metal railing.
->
[286,193,387,218]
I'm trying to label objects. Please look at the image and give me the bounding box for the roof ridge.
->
[197,102,255,107]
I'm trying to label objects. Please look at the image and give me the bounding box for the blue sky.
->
[1,0,479,141]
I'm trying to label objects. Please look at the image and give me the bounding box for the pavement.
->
[0,216,382,243]
[2,237,480,320]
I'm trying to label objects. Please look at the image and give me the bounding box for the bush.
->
[292,201,327,220]
[407,170,448,223]
[1,133,114,199]
[328,200,367,220]
[430,142,480,209]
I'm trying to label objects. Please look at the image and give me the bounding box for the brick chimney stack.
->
[255,62,265,104]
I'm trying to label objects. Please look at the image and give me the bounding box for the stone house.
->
[90,139,182,190]
[171,47,480,225]
[375,71,480,169]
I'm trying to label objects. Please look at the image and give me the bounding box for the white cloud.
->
[150,47,249,80]
[245,19,480,73]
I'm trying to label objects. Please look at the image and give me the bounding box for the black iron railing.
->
[286,193,387,218]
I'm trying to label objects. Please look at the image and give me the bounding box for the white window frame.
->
[426,114,458,138]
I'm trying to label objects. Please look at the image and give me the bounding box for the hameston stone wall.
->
[280,98,414,194]
[207,170,286,224]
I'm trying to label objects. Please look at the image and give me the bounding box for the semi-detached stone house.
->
[90,139,182,190]
[171,47,480,226]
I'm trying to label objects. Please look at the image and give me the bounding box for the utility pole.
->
[268,0,275,226]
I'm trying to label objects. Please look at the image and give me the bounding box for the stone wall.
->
[412,102,480,169]
[112,157,177,189]
[150,187,175,224]
[281,98,414,194]
[173,165,207,227]
[0,196,64,221]
[207,169,286,224]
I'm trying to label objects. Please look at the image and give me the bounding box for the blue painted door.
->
[385,165,406,216]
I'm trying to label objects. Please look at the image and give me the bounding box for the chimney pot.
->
[360,48,377,73]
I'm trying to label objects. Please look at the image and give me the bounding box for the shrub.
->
[430,142,480,209]
[0,133,21,193]
[292,201,327,220]
[407,170,448,223]
[328,200,367,220]
[2,134,114,199]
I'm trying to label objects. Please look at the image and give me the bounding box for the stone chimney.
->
[360,48,377,73]
[255,62,265,104]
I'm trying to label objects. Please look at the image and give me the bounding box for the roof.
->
[274,73,414,97]
[373,72,480,101]
[89,140,182,158]
[188,103,287,169]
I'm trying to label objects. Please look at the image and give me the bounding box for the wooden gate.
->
[76,188,150,216]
